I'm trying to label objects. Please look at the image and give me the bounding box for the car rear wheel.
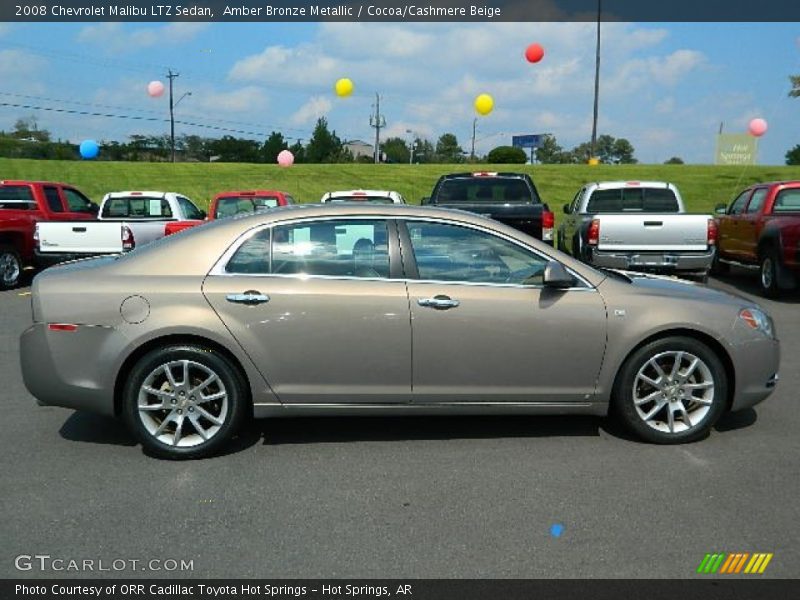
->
[613,337,727,444]
[759,249,781,298]
[123,345,248,459]
[0,245,22,290]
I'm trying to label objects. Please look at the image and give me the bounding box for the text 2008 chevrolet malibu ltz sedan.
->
[20,204,780,458]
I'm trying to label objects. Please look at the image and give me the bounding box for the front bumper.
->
[728,335,780,411]
[589,248,714,274]
[20,322,117,415]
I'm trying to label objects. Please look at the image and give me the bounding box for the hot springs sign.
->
[715,133,758,165]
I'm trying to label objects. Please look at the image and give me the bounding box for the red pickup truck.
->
[0,180,98,289]
[164,189,296,236]
[713,181,800,297]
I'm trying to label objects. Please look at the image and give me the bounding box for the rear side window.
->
[773,189,800,213]
[44,187,63,212]
[436,178,536,203]
[102,197,173,219]
[586,187,679,213]
[226,229,271,274]
[0,185,36,210]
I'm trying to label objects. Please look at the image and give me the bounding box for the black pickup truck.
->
[423,172,554,244]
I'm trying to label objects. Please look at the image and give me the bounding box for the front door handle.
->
[226,291,270,305]
[418,295,460,310]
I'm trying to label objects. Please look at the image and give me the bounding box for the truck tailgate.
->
[596,214,710,252]
[37,222,123,254]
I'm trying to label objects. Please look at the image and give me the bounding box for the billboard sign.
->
[512,134,547,149]
[715,134,757,165]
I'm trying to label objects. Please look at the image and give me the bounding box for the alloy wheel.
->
[0,252,20,287]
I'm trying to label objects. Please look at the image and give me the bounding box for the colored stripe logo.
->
[697,553,773,574]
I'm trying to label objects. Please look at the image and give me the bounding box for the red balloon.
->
[525,43,545,63]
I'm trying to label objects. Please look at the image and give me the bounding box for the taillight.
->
[587,219,600,246]
[541,210,554,242]
[707,218,718,246]
[33,225,40,250]
[48,323,78,332]
[122,225,135,251]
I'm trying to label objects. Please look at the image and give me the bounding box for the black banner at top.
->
[2,0,800,22]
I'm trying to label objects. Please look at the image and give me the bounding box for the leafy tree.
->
[790,75,800,98]
[535,135,562,164]
[381,137,410,163]
[411,137,434,163]
[786,144,800,166]
[612,138,637,164]
[288,140,305,164]
[664,156,684,165]
[206,135,261,163]
[262,131,288,164]
[435,133,463,163]
[487,146,527,164]
[12,116,50,142]
[569,134,637,164]
[305,117,343,163]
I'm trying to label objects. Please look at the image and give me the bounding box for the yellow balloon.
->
[588,157,600,166]
[335,78,354,97]
[474,93,494,116]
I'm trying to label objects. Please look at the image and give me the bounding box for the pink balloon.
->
[147,81,165,98]
[748,118,768,137]
[277,149,294,167]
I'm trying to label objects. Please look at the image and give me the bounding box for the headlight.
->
[738,308,775,338]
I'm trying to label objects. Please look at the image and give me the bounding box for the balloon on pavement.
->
[525,43,545,63]
[474,93,494,116]
[79,140,99,160]
[748,118,768,137]
[277,149,295,167]
[147,81,165,98]
[334,78,354,97]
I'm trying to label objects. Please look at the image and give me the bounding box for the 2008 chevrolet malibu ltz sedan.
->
[20,204,780,458]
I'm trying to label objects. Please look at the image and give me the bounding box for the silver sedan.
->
[20,204,780,458]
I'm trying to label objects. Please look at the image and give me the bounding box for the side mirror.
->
[88,203,100,214]
[714,204,728,215]
[198,210,207,219]
[420,197,430,206]
[543,260,576,288]
[562,203,571,214]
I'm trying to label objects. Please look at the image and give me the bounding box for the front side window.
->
[729,191,751,215]
[177,196,204,220]
[406,221,550,285]
[225,220,390,279]
[63,188,94,213]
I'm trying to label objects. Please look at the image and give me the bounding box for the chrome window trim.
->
[208,213,596,292]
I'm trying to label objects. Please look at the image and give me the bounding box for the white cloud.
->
[191,87,268,114]
[0,49,46,77]
[290,96,332,125]
[77,22,209,51]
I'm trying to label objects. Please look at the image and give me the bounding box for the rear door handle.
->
[418,296,460,310]
[226,291,270,305]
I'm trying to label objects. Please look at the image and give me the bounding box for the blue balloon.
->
[79,140,99,160]
[550,523,564,538]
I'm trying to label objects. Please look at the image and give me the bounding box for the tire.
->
[0,245,22,290]
[710,249,729,276]
[122,344,248,459]
[759,248,781,298]
[612,336,727,444]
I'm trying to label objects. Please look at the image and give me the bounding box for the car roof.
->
[0,180,74,187]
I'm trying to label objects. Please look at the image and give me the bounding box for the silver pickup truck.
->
[558,181,716,281]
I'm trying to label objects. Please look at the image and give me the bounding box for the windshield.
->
[587,187,679,213]
[436,178,534,203]
[214,196,280,219]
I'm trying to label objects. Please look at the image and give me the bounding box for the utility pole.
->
[590,0,602,161]
[167,69,180,163]
[369,92,386,164]
[470,118,477,161]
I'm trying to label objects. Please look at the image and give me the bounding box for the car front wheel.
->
[613,337,727,444]
[123,345,248,459]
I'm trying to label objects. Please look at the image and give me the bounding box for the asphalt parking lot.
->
[1,270,798,579]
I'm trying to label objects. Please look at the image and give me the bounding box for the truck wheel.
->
[0,245,22,290]
[122,344,249,459]
[759,249,781,298]
[612,336,727,444]
[710,249,729,275]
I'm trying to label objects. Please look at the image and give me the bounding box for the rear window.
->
[587,187,679,213]
[214,196,279,219]
[324,195,394,204]
[436,178,536,203]
[101,197,173,219]
[0,185,36,210]
[773,189,800,213]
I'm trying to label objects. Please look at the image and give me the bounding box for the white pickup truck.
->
[34,191,205,266]
[558,181,716,281]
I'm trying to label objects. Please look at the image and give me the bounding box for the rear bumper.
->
[34,250,119,269]
[588,248,714,273]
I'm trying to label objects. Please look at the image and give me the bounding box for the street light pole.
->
[590,0,602,161]
[470,118,477,161]
[167,69,179,163]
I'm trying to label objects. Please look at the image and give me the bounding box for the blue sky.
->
[0,21,797,164]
